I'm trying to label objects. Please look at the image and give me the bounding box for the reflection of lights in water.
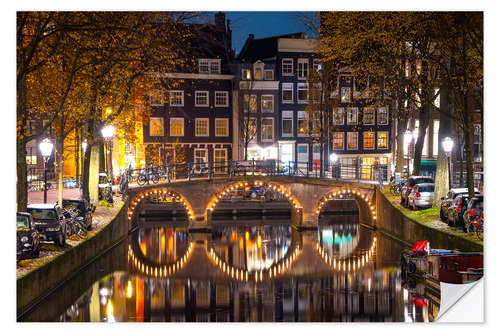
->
[368,278,371,292]
[106,299,115,322]
[126,280,133,298]
[99,288,110,297]
[257,234,262,248]
[315,236,377,272]
[100,296,107,306]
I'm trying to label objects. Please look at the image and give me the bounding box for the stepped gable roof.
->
[237,32,305,62]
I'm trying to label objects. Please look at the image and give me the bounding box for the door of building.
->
[297,143,309,173]
[361,157,375,180]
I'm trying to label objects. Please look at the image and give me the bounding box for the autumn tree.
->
[238,79,258,160]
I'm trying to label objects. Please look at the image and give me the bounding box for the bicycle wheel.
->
[151,174,160,184]
[137,174,146,186]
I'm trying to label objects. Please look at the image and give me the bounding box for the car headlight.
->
[21,236,28,242]
[23,243,31,248]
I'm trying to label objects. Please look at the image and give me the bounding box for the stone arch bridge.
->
[125,176,377,229]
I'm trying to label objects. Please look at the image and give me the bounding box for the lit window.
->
[341,87,351,103]
[282,111,293,137]
[195,91,209,107]
[26,147,37,165]
[282,58,293,76]
[242,69,252,80]
[297,83,308,103]
[297,58,309,79]
[169,91,184,106]
[333,132,344,150]
[244,94,257,112]
[377,132,388,149]
[215,118,229,136]
[169,118,184,136]
[333,107,344,125]
[214,149,227,169]
[313,59,321,72]
[261,118,274,142]
[282,83,293,103]
[378,107,388,125]
[364,132,375,149]
[346,107,358,125]
[261,95,274,112]
[363,107,375,125]
[195,118,209,137]
[347,132,358,150]
[248,118,257,143]
[254,64,263,80]
[264,70,274,80]
[215,91,228,107]
[194,149,208,170]
[149,117,164,136]
[298,111,308,136]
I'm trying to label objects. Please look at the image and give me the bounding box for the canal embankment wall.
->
[17,203,129,317]
[375,188,483,252]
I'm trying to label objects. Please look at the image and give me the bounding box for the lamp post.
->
[404,130,413,178]
[330,153,338,179]
[101,125,115,179]
[39,138,53,204]
[442,136,454,190]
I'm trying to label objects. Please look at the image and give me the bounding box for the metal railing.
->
[122,159,389,186]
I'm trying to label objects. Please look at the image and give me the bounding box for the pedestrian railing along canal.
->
[122,159,389,187]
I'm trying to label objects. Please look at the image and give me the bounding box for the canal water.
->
[20,201,440,322]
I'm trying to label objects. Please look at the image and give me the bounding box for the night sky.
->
[223,12,316,56]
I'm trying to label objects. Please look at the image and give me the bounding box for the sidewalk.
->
[17,195,123,278]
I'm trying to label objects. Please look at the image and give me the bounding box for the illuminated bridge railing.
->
[121,159,389,186]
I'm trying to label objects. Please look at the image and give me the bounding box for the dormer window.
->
[242,69,252,80]
[198,59,221,74]
[253,61,264,80]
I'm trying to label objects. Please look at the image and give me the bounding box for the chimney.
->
[215,12,226,31]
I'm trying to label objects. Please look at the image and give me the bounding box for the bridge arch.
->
[127,188,196,225]
[205,180,302,225]
[313,187,377,224]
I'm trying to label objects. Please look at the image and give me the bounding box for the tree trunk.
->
[57,116,64,207]
[464,89,476,199]
[395,114,407,174]
[412,105,430,176]
[433,77,453,207]
[81,147,91,202]
[17,142,28,211]
[89,144,100,204]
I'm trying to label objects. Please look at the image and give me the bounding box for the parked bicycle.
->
[389,179,406,196]
[137,165,160,186]
[67,208,88,239]
[469,211,483,240]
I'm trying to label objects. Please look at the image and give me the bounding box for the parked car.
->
[62,198,93,230]
[27,203,71,246]
[400,176,434,207]
[16,212,41,260]
[446,194,470,229]
[439,188,479,222]
[464,195,484,233]
[407,183,435,210]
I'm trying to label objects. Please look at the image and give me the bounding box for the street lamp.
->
[101,125,115,179]
[404,130,413,177]
[442,136,454,189]
[39,138,53,204]
[82,139,88,153]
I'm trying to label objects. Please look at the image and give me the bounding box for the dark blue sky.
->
[223,12,316,56]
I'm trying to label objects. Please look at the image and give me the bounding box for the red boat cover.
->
[411,240,429,251]
[413,297,428,307]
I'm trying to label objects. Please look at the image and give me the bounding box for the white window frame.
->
[195,91,209,107]
[194,148,208,170]
[169,90,184,106]
[261,95,274,113]
[282,58,294,76]
[332,132,344,150]
[282,83,293,103]
[297,111,308,137]
[244,94,257,113]
[264,69,274,80]
[363,107,375,125]
[254,62,264,80]
[195,118,209,137]
[377,131,389,149]
[149,89,164,106]
[215,91,229,107]
[378,107,389,125]
[282,111,293,137]
[341,87,351,103]
[169,117,184,137]
[347,132,358,150]
[363,131,375,150]
[214,148,227,172]
[199,58,221,74]
[297,58,309,80]
[346,107,358,125]
[297,83,308,103]
[261,117,274,142]
[333,107,344,125]
[149,117,164,137]
[215,118,229,137]
[313,59,321,72]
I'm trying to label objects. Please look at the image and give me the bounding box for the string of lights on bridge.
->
[315,188,377,221]
[314,236,377,272]
[127,242,194,277]
[127,189,195,222]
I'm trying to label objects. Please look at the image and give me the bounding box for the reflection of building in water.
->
[137,227,189,265]
[319,223,360,258]
[403,281,440,323]
[210,224,292,272]
[62,269,404,322]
